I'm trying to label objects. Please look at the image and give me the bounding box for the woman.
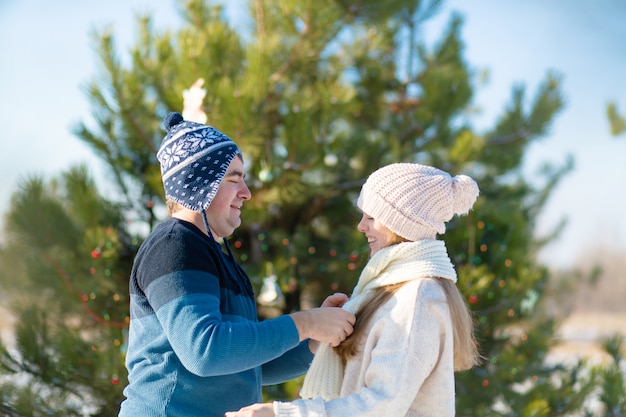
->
[227,162,481,417]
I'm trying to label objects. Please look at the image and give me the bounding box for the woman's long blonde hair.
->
[334,235,481,371]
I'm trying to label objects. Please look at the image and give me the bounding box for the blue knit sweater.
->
[119,218,312,417]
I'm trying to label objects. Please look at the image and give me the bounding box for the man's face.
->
[205,156,251,239]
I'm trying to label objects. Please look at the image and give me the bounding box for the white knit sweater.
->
[275,241,457,417]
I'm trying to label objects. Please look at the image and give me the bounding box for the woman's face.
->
[357,212,396,256]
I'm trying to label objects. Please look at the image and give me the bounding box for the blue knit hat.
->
[157,112,241,212]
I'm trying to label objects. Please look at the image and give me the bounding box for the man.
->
[118,112,354,417]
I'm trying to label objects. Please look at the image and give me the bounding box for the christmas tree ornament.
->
[324,153,338,166]
[257,275,286,310]
[258,168,273,182]
[182,78,207,124]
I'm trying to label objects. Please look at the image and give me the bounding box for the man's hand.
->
[225,402,274,417]
[321,292,349,308]
[307,292,351,353]
[290,307,355,347]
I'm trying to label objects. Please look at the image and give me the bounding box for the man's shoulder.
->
[141,218,211,251]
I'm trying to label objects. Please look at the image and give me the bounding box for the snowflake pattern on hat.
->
[157,112,241,212]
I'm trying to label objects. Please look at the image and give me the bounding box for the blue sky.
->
[1,1,625,268]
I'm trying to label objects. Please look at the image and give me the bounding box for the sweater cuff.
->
[274,398,325,417]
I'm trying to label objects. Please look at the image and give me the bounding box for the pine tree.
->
[0,0,611,415]
[0,168,134,416]
[595,336,626,416]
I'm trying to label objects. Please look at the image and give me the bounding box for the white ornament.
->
[324,153,338,166]
[257,275,285,308]
[182,78,208,124]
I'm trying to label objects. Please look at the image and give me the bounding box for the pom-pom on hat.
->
[357,163,479,241]
[157,112,241,212]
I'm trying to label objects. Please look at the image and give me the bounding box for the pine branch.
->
[42,253,128,329]
[268,11,354,83]
[487,129,529,145]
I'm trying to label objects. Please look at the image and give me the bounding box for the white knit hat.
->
[357,163,479,241]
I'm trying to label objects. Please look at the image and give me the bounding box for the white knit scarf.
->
[299,239,457,401]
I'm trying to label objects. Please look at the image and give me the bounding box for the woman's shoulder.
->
[370,279,447,334]
[397,278,445,300]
